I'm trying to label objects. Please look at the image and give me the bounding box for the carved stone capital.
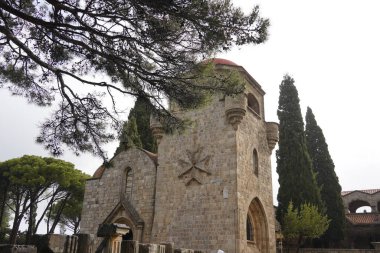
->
[150,115,164,144]
[225,108,246,130]
[225,93,246,130]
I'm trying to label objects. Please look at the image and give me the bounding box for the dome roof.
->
[209,58,239,66]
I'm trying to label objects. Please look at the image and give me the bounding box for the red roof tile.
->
[92,165,106,179]
[346,213,380,225]
[209,58,239,66]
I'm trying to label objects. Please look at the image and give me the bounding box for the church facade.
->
[80,59,279,253]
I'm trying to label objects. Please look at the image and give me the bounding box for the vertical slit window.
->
[246,215,254,241]
[125,167,133,199]
[253,149,259,176]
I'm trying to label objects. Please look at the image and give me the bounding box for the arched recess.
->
[252,149,259,177]
[125,167,133,200]
[246,197,269,253]
[348,200,371,213]
[119,166,134,201]
[247,93,260,116]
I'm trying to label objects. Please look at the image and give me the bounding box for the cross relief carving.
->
[178,146,212,186]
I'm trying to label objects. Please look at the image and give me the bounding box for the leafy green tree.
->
[0,0,269,159]
[114,116,143,156]
[283,202,330,253]
[305,107,345,246]
[0,155,88,244]
[47,167,89,233]
[276,75,322,224]
[49,181,86,235]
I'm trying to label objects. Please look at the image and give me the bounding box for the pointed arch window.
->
[246,215,254,241]
[125,167,133,199]
[247,93,260,116]
[253,149,259,176]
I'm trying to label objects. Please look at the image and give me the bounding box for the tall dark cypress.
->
[276,75,322,224]
[114,116,143,156]
[128,97,157,152]
[114,97,157,156]
[305,107,345,245]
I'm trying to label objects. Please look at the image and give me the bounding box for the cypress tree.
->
[128,97,157,152]
[276,75,322,224]
[305,107,345,246]
[114,116,142,156]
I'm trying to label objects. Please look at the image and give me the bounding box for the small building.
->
[342,189,380,248]
[80,59,279,253]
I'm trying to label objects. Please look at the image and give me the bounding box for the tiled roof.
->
[92,165,106,179]
[211,58,239,66]
[346,213,380,225]
[342,189,380,196]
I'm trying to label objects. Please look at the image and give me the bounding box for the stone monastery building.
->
[80,59,279,253]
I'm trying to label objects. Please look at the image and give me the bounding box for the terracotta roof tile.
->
[210,58,239,66]
[92,165,106,179]
[346,213,380,225]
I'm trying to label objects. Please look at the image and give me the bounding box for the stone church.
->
[80,59,279,253]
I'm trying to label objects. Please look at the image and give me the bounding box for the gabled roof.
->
[90,148,157,180]
[346,213,380,225]
[342,189,380,196]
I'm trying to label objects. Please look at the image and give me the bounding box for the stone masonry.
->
[80,58,279,253]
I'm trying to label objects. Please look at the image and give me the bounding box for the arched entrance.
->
[246,197,269,253]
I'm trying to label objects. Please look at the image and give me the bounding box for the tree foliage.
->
[114,115,142,155]
[0,0,269,159]
[276,75,322,224]
[0,155,89,244]
[48,176,86,234]
[114,97,157,156]
[283,202,330,253]
[305,107,345,245]
[128,97,157,152]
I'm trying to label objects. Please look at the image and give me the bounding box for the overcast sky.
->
[1,0,379,203]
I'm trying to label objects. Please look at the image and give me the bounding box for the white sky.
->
[1,0,379,205]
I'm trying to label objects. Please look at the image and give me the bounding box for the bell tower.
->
[150,58,278,253]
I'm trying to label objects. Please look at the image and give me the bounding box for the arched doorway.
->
[246,197,269,253]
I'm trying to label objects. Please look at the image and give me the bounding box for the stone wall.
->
[151,95,238,253]
[80,148,157,244]
[236,82,276,253]
[0,245,37,253]
[342,191,380,213]
[289,249,379,253]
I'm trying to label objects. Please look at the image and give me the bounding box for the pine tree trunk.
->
[9,215,22,245]
[25,201,36,244]
[49,194,70,233]
[0,183,9,229]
